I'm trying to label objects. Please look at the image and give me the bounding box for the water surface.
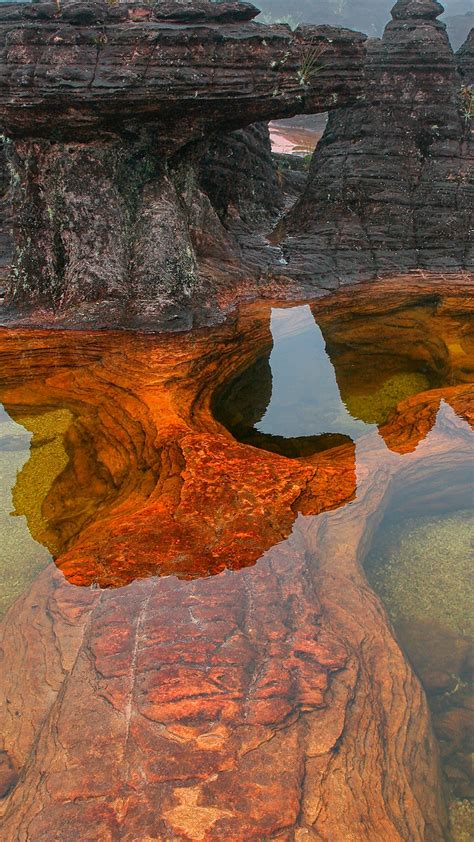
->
[0,286,472,836]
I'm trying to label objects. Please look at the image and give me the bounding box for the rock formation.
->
[0,136,11,281]
[0,275,472,839]
[199,123,283,225]
[1,1,471,327]
[0,0,366,326]
[277,0,474,285]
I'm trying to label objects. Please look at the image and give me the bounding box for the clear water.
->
[0,405,51,617]
[0,294,472,836]
[213,302,441,457]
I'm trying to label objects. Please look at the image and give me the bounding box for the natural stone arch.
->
[0,0,366,326]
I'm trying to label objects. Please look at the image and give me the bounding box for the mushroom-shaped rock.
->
[0,1,367,326]
[277,0,471,285]
[391,0,445,19]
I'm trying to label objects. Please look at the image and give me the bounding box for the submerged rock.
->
[365,507,474,803]
[0,276,472,839]
[365,509,473,637]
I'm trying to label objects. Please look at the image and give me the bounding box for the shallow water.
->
[213,303,440,456]
[0,406,51,617]
[0,285,472,837]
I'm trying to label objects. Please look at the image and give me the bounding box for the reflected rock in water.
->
[1,387,472,841]
[0,309,356,588]
[0,279,472,841]
[0,279,472,591]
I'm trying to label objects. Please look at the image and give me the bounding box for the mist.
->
[256,0,473,48]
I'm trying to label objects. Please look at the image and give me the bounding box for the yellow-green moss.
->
[344,371,431,425]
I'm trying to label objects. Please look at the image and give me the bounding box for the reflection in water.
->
[214,304,369,456]
[319,400,474,837]
[0,293,472,592]
[0,282,472,840]
[213,302,451,457]
[257,306,369,441]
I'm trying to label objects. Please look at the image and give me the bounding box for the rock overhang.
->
[0,0,367,146]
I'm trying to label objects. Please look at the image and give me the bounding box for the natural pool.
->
[0,280,472,840]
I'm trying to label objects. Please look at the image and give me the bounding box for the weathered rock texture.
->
[0,136,11,279]
[0,1,364,141]
[0,0,472,328]
[0,275,472,839]
[1,275,472,840]
[277,0,474,285]
[199,122,283,225]
[0,0,366,326]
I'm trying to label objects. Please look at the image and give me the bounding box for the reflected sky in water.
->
[256,305,374,440]
[213,302,443,458]
[0,297,472,601]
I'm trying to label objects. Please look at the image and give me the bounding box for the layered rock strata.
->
[0,0,366,326]
[277,0,474,284]
[199,123,283,225]
[0,136,11,280]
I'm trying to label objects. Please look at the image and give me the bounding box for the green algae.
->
[364,509,473,638]
[0,407,72,618]
[344,371,431,425]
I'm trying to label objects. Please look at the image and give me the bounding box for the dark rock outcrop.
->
[0,1,366,327]
[199,123,283,225]
[0,1,365,143]
[277,0,474,285]
[0,0,471,329]
[0,136,11,280]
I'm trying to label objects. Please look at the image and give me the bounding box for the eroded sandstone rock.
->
[277,0,473,284]
[0,137,11,280]
[0,1,367,326]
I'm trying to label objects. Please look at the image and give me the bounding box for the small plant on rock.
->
[297,40,327,88]
[258,13,300,30]
[459,85,473,124]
